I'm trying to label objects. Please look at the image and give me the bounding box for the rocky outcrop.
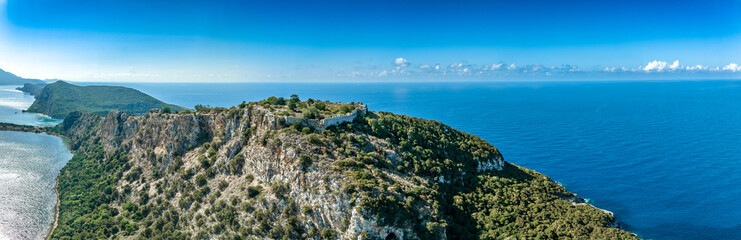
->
[53,102,637,240]
[58,105,418,239]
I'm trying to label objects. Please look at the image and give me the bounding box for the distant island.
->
[0,68,45,85]
[33,94,637,239]
[26,81,186,118]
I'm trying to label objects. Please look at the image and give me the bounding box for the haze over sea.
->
[2,80,741,239]
[84,80,741,240]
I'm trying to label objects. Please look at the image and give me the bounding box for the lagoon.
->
[0,85,69,240]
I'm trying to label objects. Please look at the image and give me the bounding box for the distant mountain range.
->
[0,68,46,85]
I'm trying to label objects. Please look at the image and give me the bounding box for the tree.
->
[194,104,211,113]
[290,94,300,103]
[313,102,327,111]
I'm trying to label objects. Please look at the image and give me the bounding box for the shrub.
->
[229,155,245,174]
[338,104,354,114]
[320,228,336,240]
[313,102,327,111]
[302,109,318,119]
[271,182,290,199]
[301,127,313,134]
[307,134,322,145]
[299,154,312,171]
[218,180,229,191]
[247,186,262,198]
[195,174,207,187]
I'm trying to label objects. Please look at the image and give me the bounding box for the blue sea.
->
[105,80,741,240]
[2,80,741,239]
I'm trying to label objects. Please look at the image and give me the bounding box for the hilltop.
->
[46,96,638,239]
[26,81,186,118]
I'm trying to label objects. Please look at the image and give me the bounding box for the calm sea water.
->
[0,131,71,240]
[0,86,69,240]
[0,86,61,127]
[4,81,741,239]
[95,80,740,240]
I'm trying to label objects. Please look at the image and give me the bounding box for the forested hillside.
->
[47,97,638,240]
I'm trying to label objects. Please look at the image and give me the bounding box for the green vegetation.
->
[0,122,44,133]
[320,111,638,239]
[46,98,638,240]
[27,81,185,118]
[16,82,47,96]
[258,94,359,120]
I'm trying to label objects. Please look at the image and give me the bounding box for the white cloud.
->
[685,65,707,71]
[355,58,738,79]
[723,63,741,72]
[394,58,408,67]
[603,67,629,72]
[669,60,680,71]
[507,64,516,70]
[644,60,669,72]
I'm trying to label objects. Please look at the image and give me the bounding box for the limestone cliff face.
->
[58,105,457,239]
[54,103,634,240]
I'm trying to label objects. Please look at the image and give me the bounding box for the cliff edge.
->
[48,97,638,239]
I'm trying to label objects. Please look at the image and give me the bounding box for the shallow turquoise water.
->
[0,86,61,127]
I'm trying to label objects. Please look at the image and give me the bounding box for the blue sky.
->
[0,0,740,82]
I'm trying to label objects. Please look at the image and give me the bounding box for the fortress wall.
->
[284,116,306,125]
[320,109,359,129]
[282,105,368,130]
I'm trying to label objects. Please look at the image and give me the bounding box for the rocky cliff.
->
[49,99,638,240]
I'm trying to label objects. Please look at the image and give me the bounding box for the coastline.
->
[46,132,71,240]
[45,176,61,240]
[0,126,67,240]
